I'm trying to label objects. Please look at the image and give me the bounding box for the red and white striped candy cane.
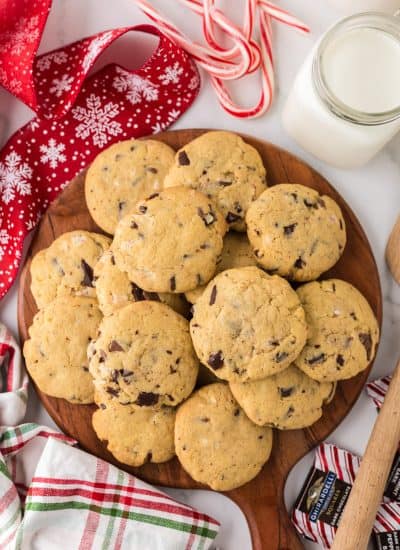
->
[134,0,309,118]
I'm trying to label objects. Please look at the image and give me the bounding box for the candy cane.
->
[135,0,252,78]
[134,0,309,118]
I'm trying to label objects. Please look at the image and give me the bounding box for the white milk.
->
[282,14,400,169]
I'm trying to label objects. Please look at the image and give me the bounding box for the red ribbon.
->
[0,0,200,300]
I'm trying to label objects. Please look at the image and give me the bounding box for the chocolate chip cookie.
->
[246,184,346,281]
[85,139,175,234]
[30,230,111,309]
[294,279,379,382]
[94,250,189,317]
[185,232,257,304]
[93,389,175,467]
[88,301,199,408]
[164,131,267,231]
[112,187,227,293]
[23,297,102,404]
[190,266,307,382]
[230,364,335,429]
[175,383,273,491]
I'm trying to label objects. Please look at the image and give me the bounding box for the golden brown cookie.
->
[246,184,346,281]
[175,383,273,491]
[164,131,267,231]
[93,389,175,467]
[230,365,335,429]
[85,139,175,234]
[88,301,199,408]
[23,297,101,404]
[112,187,227,293]
[190,267,307,382]
[30,230,111,309]
[295,279,379,381]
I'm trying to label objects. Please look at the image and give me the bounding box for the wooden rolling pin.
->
[331,359,400,549]
[386,215,400,284]
[332,224,400,550]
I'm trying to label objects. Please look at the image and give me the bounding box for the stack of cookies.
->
[23,131,379,492]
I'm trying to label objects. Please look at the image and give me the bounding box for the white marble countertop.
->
[1,1,399,549]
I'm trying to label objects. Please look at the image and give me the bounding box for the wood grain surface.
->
[18,129,382,550]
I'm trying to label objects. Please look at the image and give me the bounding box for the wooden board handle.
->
[228,461,304,550]
[386,216,400,284]
[331,359,400,550]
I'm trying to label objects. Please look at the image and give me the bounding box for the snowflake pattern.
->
[188,73,200,90]
[1,15,39,55]
[152,109,181,133]
[50,75,74,97]
[113,68,159,105]
[36,51,68,72]
[0,230,9,245]
[0,230,9,261]
[0,13,200,300]
[158,62,184,85]
[72,93,122,147]
[40,139,67,169]
[26,213,41,232]
[29,120,40,132]
[82,31,116,73]
[8,78,22,94]
[0,151,32,204]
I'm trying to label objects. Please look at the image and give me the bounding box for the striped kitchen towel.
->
[0,425,219,549]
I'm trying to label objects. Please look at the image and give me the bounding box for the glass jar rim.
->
[312,11,400,126]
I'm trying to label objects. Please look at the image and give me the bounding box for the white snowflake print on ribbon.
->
[113,67,159,105]
[152,109,181,133]
[158,62,184,85]
[29,120,40,132]
[40,139,67,169]
[50,75,73,97]
[72,93,122,147]
[1,15,40,55]
[188,73,200,90]
[8,79,22,94]
[0,151,32,204]
[0,230,9,261]
[37,51,68,72]
[26,213,41,232]
[82,31,116,73]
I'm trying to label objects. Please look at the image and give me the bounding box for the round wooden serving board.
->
[18,129,382,550]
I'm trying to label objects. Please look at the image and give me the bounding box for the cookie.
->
[175,383,273,491]
[30,230,111,309]
[185,232,257,304]
[112,187,227,293]
[85,139,175,234]
[230,365,335,429]
[94,250,189,317]
[190,267,307,382]
[246,184,346,281]
[93,389,175,467]
[88,301,199,408]
[294,279,379,382]
[23,297,101,404]
[164,131,267,231]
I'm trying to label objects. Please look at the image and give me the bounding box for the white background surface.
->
[1,1,400,549]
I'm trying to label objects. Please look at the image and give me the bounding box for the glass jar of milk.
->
[282,12,400,169]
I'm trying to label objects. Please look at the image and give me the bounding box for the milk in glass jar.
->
[282,13,400,169]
